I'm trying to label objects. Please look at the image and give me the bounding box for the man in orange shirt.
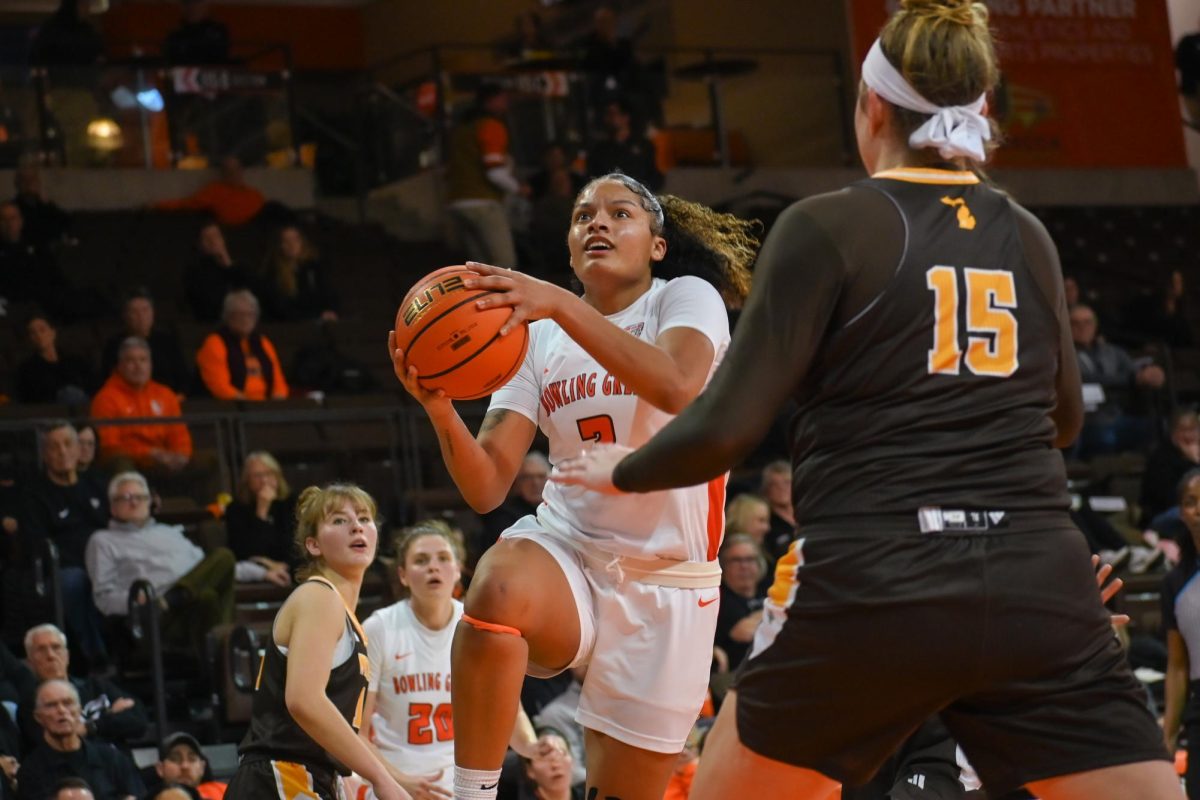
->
[444,85,528,267]
[152,156,265,226]
[90,337,192,472]
[195,289,288,401]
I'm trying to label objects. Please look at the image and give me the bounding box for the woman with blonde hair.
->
[225,484,407,800]
[261,224,338,322]
[224,451,294,586]
[555,1,1176,797]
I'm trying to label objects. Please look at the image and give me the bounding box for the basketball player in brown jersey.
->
[554,1,1180,798]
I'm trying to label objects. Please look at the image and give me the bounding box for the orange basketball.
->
[394,265,529,400]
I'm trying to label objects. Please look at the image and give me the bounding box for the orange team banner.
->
[846,0,1187,168]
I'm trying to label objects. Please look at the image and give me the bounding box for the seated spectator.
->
[91,338,192,475]
[84,472,234,656]
[259,225,337,322]
[16,625,146,754]
[100,289,189,396]
[195,290,288,401]
[586,98,662,191]
[475,452,549,569]
[531,667,586,789]
[0,641,33,707]
[15,680,144,800]
[725,493,773,594]
[714,533,765,670]
[1070,302,1165,458]
[76,424,98,477]
[24,421,109,668]
[500,728,578,800]
[49,777,95,800]
[0,202,71,319]
[1141,409,1200,528]
[152,157,265,227]
[16,313,94,405]
[527,143,584,203]
[183,221,254,323]
[164,0,230,65]
[150,732,226,800]
[526,166,576,281]
[148,786,200,800]
[12,165,71,249]
[759,460,797,563]
[223,451,294,586]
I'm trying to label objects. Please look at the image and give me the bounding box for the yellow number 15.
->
[926,266,1018,378]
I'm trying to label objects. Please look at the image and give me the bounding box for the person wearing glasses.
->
[83,471,235,656]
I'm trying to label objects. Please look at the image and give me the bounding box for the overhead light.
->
[136,89,164,112]
[86,118,123,152]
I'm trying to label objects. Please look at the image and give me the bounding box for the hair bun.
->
[900,0,984,26]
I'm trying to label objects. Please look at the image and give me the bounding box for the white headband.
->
[861,38,991,163]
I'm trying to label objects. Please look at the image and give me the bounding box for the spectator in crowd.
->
[49,777,95,800]
[24,421,109,668]
[724,493,773,595]
[502,728,578,800]
[502,9,553,61]
[16,624,146,754]
[90,338,192,474]
[532,667,587,790]
[445,84,525,268]
[0,743,16,799]
[15,680,144,800]
[526,161,577,281]
[1162,469,1200,793]
[153,157,265,227]
[12,165,72,248]
[164,0,230,65]
[29,0,104,67]
[100,289,189,396]
[662,721,708,800]
[1179,18,1200,124]
[475,451,549,568]
[76,424,98,477]
[713,533,765,670]
[259,225,337,322]
[0,641,33,707]
[150,732,227,800]
[183,220,253,323]
[586,98,662,192]
[16,313,94,405]
[0,202,71,319]
[195,290,288,401]
[578,5,645,120]
[527,143,584,203]
[84,472,235,656]
[1070,302,1165,458]
[223,451,294,586]
[1134,268,1195,348]
[759,460,797,562]
[1141,409,1200,529]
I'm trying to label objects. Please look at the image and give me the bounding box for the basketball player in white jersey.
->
[359,522,543,800]
[388,173,760,800]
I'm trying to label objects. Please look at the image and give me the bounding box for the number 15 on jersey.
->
[926,266,1019,378]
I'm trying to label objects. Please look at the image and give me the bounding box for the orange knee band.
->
[462,613,522,637]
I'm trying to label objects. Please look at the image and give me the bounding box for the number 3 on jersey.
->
[926,266,1018,378]
[577,414,616,444]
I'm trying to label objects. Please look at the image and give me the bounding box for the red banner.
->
[846,0,1186,168]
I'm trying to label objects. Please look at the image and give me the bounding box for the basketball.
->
[394,265,529,400]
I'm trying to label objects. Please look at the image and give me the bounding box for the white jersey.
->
[490,276,730,561]
[363,599,462,787]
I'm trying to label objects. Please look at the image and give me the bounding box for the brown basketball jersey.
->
[237,577,370,775]
[789,168,1069,523]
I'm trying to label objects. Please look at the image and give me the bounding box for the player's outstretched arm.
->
[613,203,848,492]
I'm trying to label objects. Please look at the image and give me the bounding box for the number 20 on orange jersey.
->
[926,266,1018,378]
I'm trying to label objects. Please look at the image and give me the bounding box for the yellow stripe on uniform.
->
[873,167,980,185]
[767,538,806,609]
[272,760,319,800]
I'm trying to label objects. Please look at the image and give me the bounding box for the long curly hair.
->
[578,173,760,305]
